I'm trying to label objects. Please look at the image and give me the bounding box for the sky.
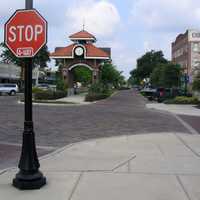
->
[1,0,200,78]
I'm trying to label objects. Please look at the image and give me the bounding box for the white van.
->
[0,83,19,96]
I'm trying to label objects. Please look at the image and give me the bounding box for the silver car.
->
[0,83,19,96]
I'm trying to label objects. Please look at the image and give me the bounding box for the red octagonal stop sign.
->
[5,9,47,58]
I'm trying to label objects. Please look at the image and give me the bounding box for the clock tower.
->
[51,30,111,95]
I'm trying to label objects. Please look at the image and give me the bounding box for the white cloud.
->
[101,38,137,77]
[65,0,120,37]
[143,41,152,52]
[131,0,200,32]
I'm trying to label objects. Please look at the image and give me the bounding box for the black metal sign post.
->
[12,0,46,190]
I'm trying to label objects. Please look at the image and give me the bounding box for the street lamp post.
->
[12,0,46,190]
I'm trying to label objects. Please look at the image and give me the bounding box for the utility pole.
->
[12,0,46,190]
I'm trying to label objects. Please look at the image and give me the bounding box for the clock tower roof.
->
[69,30,97,43]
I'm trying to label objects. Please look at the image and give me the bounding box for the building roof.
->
[69,30,96,41]
[50,43,110,59]
[172,30,189,46]
[100,48,111,57]
[85,44,110,58]
[51,44,75,57]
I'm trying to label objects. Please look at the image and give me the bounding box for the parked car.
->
[141,86,157,100]
[141,86,157,93]
[0,83,19,96]
[156,88,178,102]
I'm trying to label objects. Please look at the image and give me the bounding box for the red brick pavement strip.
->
[0,143,53,170]
[178,115,200,134]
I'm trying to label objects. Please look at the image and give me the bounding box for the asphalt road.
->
[0,90,188,169]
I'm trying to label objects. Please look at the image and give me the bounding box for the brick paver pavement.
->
[0,89,187,169]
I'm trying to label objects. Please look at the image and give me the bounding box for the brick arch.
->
[68,63,94,71]
[66,62,97,95]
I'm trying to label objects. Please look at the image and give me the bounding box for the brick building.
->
[172,29,200,83]
[50,30,111,94]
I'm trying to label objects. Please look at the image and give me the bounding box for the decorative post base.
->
[12,121,46,190]
[13,170,46,190]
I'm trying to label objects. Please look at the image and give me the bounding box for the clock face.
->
[75,47,84,56]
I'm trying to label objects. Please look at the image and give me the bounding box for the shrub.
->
[88,83,105,94]
[56,78,68,92]
[34,90,67,100]
[118,86,130,90]
[85,83,113,102]
[164,96,199,104]
[85,93,111,102]
[32,87,44,94]
[193,78,200,92]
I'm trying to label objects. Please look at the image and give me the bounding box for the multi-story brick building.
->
[172,29,200,84]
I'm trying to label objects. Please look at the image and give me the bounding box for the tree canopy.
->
[136,50,168,80]
[100,62,125,88]
[129,50,182,88]
[73,66,92,86]
[150,63,181,88]
[129,68,141,85]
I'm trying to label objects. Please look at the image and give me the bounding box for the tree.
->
[150,63,181,88]
[162,63,181,88]
[0,42,50,68]
[136,50,168,80]
[56,64,67,91]
[0,42,50,84]
[100,62,125,88]
[129,69,141,85]
[73,66,92,86]
[150,65,164,87]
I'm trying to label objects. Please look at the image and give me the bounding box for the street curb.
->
[17,100,93,106]
[17,90,120,106]
[146,104,199,135]
[146,103,200,116]
[0,134,126,175]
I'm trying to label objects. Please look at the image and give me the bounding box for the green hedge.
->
[34,90,67,100]
[193,79,200,91]
[164,96,199,104]
[85,83,113,102]
[118,86,130,90]
[32,87,44,93]
[85,93,111,102]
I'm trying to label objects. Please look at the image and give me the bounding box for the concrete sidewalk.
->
[56,93,91,105]
[146,103,200,116]
[1,133,200,200]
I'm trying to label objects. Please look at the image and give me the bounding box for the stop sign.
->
[5,9,47,58]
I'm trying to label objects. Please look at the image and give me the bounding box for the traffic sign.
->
[5,9,47,58]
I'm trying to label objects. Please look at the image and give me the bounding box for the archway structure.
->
[50,30,111,94]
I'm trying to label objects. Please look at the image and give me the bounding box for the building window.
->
[192,43,200,52]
